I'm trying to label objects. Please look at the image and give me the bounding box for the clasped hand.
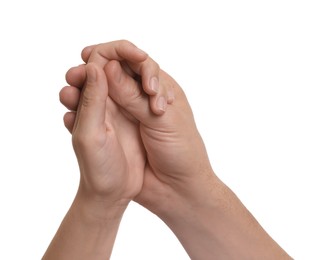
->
[60,40,215,212]
[44,40,291,260]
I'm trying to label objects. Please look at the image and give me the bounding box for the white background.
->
[0,1,328,259]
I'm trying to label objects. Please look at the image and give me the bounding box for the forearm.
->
[154,174,292,260]
[42,191,127,260]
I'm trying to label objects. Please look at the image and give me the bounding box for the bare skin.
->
[43,41,172,259]
[47,40,292,259]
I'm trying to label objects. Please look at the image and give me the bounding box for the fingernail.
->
[157,96,167,112]
[167,89,175,103]
[150,77,159,93]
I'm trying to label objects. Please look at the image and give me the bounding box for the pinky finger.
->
[63,111,76,134]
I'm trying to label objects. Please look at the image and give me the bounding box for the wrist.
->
[43,186,129,260]
[146,174,291,260]
[74,186,129,222]
[143,169,223,219]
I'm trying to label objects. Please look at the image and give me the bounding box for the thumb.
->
[74,63,108,133]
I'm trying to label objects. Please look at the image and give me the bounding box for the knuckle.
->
[118,39,132,46]
[81,94,92,108]
[80,87,99,108]
[153,60,160,71]
[72,132,87,150]
[120,84,143,107]
[72,130,106,151]
[89,43,102,57]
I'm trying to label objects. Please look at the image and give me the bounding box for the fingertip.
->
[59,86,81,111]
[140,59,160,96]
[63,111,76,134]
[141,76,160,96]
[81,45,96,63]
[59,86,67,105]
[149,76,159,95]
[104,60,123,84]
[150,95,167,115]
[167,89,175,104]
[65,64,86,88]
[157,96,167,113]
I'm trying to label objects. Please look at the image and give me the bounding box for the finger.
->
[128,57,177,114]
[83,45,140,79]
[59,86,81,111]
[83,41,160,96]
[121,61,136,78]
[82,40,173,114]
[81,44,95,62]
[104,60,152,121]
[129,57,166,114]
[63,111,76,134]
[82,40,148,67]
[146,74,167,114]
[126,56,160,95]
[65,65,86,88]
[167,87,175,104]
[74,63,108,133]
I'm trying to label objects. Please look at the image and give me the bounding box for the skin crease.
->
[43,63,151,260]
[63,56,214,213]
[47,40,292,259]
[43,42,177,260]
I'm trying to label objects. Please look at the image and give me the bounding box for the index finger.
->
[82,40,148,68]
[83,40,161,95]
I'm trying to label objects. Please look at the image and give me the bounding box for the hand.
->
[61,41,216,215]
[103,62,216,213]
[61,40,292,259]
[43,62,147,260]
[71,62,145,206]
[95,56,291,260]
[61,40,176,207]
[81,40,174,114]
